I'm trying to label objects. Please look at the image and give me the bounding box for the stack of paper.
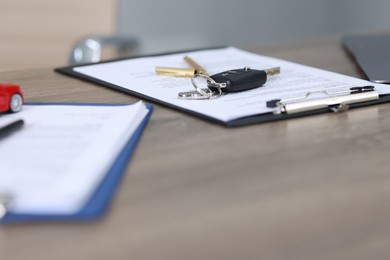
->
[0,101,152,222]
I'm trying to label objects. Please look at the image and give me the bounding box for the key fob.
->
[209,67,267,92]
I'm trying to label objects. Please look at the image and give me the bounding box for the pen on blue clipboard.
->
[0,119,24,139]
[0,119,24,219]
[0,189,12,220]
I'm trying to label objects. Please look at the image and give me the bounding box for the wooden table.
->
[1,36,390,260]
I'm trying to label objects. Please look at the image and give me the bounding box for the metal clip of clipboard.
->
[266,86,379,114]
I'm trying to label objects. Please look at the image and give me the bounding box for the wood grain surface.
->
[0,36,390,260]
[0,0,114,72]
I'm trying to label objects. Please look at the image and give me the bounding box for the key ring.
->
[191,73,225,99]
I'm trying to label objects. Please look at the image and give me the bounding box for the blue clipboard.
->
[1,102,153,223]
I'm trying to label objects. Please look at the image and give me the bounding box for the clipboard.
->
[55,46,390,127]
[0,102,153,223]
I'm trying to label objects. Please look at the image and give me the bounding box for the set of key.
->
[155,56,280,99]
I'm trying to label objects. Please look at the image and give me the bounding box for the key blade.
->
[184,56,209,76]
[264,67,280,77]
[155,67,196,77]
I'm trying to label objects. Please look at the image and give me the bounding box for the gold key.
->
[155,67,197,77]
[183,56,208,76]
[155,56,208,77]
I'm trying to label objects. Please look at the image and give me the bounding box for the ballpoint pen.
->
[0,119,24,139]
[0,190,12,219]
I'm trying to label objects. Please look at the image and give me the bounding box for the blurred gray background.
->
[2,0,390,70]
[116,0,390,54]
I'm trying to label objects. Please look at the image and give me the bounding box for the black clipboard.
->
[55,47,390,127]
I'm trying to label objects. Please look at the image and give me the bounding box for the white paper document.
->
[74,47,390,122]
[0,102,149,215]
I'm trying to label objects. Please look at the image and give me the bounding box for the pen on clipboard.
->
[0,190,12,220]
[0,120,22,219]
[0,119,24,139]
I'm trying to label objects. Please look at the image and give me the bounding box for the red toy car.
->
[0,82,24,113]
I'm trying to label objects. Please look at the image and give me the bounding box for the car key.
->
[178,66,280,99]
[209,67,280,92]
